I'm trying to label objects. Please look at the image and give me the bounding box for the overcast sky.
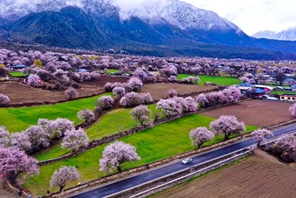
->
[182,0,296,35]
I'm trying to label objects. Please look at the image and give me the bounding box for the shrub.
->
[0,93,10,106]
[97,96,115,110]
[65,87,78,100]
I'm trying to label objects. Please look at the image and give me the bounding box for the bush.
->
[0,94,10,106]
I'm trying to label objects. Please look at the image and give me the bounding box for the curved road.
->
[71,123,296,198]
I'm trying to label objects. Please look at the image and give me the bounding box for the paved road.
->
[71,123,296,198]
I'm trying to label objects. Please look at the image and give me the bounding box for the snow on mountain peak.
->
[0,0,241,33]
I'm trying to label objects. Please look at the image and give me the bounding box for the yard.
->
[153,154,296,198]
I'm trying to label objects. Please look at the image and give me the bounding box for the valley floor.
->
[153,150,296,198]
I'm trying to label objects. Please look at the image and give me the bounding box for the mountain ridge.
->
[253,27,296,41]
[0,0,296,60]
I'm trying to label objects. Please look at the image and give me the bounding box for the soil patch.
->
[0,81,105,105]
[141,83,217,100]
[0,178,18,198]
[85,76,129,87]
[199,100,293,127]
[154,155,296,198]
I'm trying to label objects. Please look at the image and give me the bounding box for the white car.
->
[263,95,278,101]
[182,158,193,165]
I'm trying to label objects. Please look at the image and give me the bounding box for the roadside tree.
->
[289,103,296,116]
[50,166,80,192]
[189,127,215,148]
[251,129,273,146]
[100,141,140,172]
[210,115,246,140]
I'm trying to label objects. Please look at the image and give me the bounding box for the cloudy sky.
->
[182,0,296,35]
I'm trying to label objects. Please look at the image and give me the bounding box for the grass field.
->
[0,93,112,132]
[9,71,26,77]
[24,113,258,196]
[34,104,161,161]
[272,90,296,95]
[106,69,119,74]
[177,74,242,86]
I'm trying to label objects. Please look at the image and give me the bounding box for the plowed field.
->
[141,83,217,100]
[154,155,296,198]
[200,100,293,127]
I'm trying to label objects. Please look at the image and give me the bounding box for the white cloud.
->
[12,0,296,35]
[65,0,84,8]
[109,0,169,20]
[182,0,296,35]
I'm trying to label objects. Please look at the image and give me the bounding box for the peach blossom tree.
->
[100,141,140,172]
[210,115,246,140]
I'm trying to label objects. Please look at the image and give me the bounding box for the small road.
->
[71,123,296,198]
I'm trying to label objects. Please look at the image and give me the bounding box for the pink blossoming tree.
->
[65,87,78,100]
[166,89,178,98]
[77,109,95,124]
[130,105,151,126]
[50,166,80,192]
[0,126,9,147]
[24,125,50,152]
[97,96,115,110]
[100,141,140,172]
[156,98,182,117]
[289,103,296,116]
[189,127,215,148]
[61,128,89,152]
[210,115,246,140]
[0,147,39,183]
[0,94,10,106]
[251,129,273,146]
[10,132,32,152]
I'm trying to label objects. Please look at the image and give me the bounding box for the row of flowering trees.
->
[189,115,246,148]
[0,117,90,154]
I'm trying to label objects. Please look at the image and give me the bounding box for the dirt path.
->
[0,178,18,198]
[153,154,296,198]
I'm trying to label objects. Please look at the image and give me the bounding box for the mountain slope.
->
[0,0,296,59]
[4,7,111,49]
[253,28,296,41]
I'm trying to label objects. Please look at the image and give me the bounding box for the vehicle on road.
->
[262,95,278,101]
[181,158,192,165]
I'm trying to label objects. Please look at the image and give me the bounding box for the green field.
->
[24,113,258,196]
[106,69,119,74]
[9,71,27,77]
[0,93,112,132]
[35,104,161,161]
[272,90,296,95]
[177,74,242,86]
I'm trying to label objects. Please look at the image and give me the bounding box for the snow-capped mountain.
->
[0,0,296,59]
[0,0,240,32]
[252,30,277,40]
[253,27,296,41]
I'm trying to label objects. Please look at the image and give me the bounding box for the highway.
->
[71,123,296,198]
